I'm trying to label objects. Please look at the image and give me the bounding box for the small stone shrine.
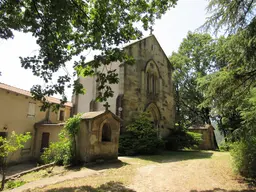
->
[188,124,218,150]
[76,103,121,163]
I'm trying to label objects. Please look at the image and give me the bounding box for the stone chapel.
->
[72,35,175,138]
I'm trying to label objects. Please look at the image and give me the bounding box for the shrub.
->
[164,129,202,151]
[41,114,82,165]
[6,180,26,189]
[230,136,256,178]
[219,141,233,151]
[119,113,164,156]
[41,129,72,165]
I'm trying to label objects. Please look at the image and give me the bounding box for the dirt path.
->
[7,152,255,192]
[128,157,250,192]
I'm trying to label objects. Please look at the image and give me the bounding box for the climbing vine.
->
[41,114,82,165]
[64,113,82,163]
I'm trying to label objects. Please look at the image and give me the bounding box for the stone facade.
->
[73,35,175,138]
[77,110,120,163]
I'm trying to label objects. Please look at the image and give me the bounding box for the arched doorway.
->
[145,103,161,136]
[101,123,112,142]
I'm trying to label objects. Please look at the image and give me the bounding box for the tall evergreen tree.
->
[199,0,256,136]
[198,0,256,177]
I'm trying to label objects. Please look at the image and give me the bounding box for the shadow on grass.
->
[190,188,255,192]
[6,162,37,176]
[43,181,136,192]
[85,160,129,171]
[134,150,214,163]
[65,160,129,172]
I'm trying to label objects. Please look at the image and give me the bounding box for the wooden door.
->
[40,132,50,152]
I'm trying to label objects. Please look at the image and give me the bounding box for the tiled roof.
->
[0,82,72,107]
[81,111,105,119]
[188,124,214,130]
[81,110,122,122]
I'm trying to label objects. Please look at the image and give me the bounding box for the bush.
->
[164,129,202,151]
[6,180,26,189]
[231,136,256,178]
[219,141,233,151]
[119,113,164,156]
[41,114,82,165]
[41,129,72,165]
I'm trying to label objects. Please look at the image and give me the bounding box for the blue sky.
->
[0,0,208,100]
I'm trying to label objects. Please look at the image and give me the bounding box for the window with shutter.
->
[27,102,36,117]
[58,110,65,121]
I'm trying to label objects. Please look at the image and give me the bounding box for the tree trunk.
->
[0,159,6,191]
[175,84,181,128]
[73,136,77,165]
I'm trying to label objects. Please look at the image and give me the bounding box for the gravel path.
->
[128,156,253,192]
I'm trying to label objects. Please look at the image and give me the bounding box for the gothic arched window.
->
[101,124,111,142]
[152,75,155,94]
[145,60,160,95]
[147,72,150,93]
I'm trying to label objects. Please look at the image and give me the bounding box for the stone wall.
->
[122,35,175,138]
[73,35,175,138]
[189,126,217,150]
[77,112,120,163]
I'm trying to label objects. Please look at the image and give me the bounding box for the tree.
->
[198,2,256,136]
[0,0,178,109]
[198,0,256,177]
[169,32,217,128]
[202,0,256,34]
[0,132,31,191]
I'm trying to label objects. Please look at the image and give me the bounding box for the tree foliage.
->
[231,137,256,178]
[169,32,217,128]
[0,0,178,109]
[202,0,256,34]
[198,0,256,177]
[164,128,202,151]
[198,9,256,138]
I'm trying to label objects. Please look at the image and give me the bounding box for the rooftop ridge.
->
[0,82,72,107]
